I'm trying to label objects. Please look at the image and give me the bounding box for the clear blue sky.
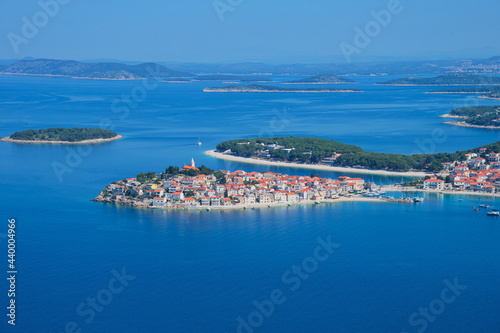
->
[1,0,499,63]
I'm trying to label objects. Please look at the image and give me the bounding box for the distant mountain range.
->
[377,74,500,86]
[1,56,500,79]
[0,59,193,80]
[162,56,500,75]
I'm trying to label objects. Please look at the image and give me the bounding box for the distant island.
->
[212,136,500,173]
[427,86,500,100]
[377,73,500,86]
[203,84,362,93]
[0,59,192,80]
[0,127,122,144]
[152,56,500,75]
[193,74,272,82]
[441,106,500,129]
[282,74,355,84]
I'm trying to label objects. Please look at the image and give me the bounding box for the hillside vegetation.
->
[216,136,500,172]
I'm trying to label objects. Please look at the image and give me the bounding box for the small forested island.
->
[0,127,122,144]
[442,106,500,129]
[203,84,362,93]
[377,73,500,86]
[427,86,499,94]
[193,75,272,82]
[213,136,500,173]
[283,74,355,84]
[427,86,500,100]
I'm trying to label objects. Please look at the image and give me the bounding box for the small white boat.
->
[413,197,424,203]
[486,211,500,216]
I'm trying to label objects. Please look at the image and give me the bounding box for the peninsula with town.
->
[93,137,500,211]
[93,159,386,210]
[209,137,500,194]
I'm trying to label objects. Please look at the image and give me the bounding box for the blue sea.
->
[1,74,500,332]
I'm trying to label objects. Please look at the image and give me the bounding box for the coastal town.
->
[423,149,500,193]
[212,136,500,195]
[93,159,376,210]
[93,146,500,211]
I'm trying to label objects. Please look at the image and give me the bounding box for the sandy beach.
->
[205,150,428,177]
[439,114,466,119]
[0,135,123,144]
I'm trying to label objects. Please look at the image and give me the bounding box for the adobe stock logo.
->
[213,0,243,22]
[227,236,340,333]
[7,0,71,54]
[399,278,467,333]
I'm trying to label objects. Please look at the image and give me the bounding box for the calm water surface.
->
[0,75,499,332]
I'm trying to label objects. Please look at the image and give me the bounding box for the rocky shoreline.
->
[442,121,500,130]
[92,194,390,211]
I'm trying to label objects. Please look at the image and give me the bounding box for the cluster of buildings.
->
[424,150,500,193]
[450,63,500,74]
[105,161,366,208]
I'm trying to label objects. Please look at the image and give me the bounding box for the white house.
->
[152,197,166,207]
[423,179,444,190]
[210,196,221,206]
[171,192,184,201]
[286,192,299,202]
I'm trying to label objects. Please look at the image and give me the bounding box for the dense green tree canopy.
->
[216,136,500,172]
[450,106,500,126]
[10,127,117,142]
